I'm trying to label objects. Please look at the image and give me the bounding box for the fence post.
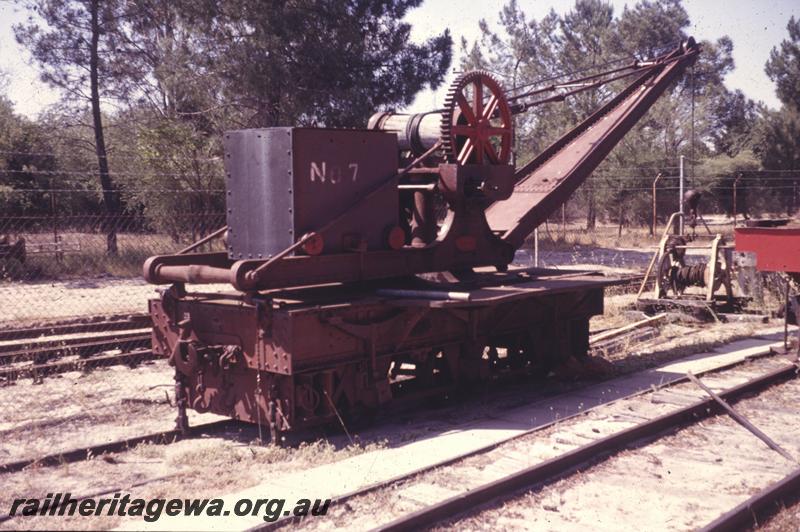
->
[733,173,742,227]
[652,172,662,236]
[50,178,61,263]
[678,155,685,234]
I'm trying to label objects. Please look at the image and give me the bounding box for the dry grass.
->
[0,426,386,531]
[532,222,737,252]
[3,230,225,281]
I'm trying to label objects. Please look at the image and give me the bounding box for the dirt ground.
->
[1,244,649,328]
[760,499,800,531]
[0,236,792,530]
[0,312,790,530]
[448,372,800,532]
[0,278,231,327]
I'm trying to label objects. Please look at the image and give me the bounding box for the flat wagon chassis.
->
[149,270,608,440]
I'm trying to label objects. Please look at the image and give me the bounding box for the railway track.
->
[257,349,798,532]
[0,275,646,384]
[0,336,774,474]
[0,347,159,382]
[1,331,794,531]
[0,313,150,342]
[0,329,151,363]
[372,362,799,531]
[54,336,780,531]
[0,418,239,475]
[0,313,153,382]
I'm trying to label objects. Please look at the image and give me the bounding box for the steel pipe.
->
[153,264,232,284]
[368,111,442,156]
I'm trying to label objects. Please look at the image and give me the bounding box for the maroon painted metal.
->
[486,39,700,248]
[143,39,701,435]
[735,227,800,273]
[441,71,513,165]
[144,40,699,291]
[150,268,607,438]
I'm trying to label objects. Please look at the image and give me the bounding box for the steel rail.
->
[0,347,159,382]
[0,419,240,474]
[373,362,798,532]
[252,346,783,531]
[0,331,151,364]
[700,467,800,532]
[0,313,150,342]
[0,328,150,353]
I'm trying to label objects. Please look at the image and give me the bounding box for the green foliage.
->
[189,0,453,127]
[461,0,758,227]
[0,96,70,217]
[766,16,800,111]
[3,0,798,253]
[758,17,800,215]
[6,0,452,243]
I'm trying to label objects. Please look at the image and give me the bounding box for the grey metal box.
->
[223,128,399,259]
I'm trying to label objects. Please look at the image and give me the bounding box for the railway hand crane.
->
[143,38,700,439]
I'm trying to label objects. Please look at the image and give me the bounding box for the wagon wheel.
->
[441,70,513,165]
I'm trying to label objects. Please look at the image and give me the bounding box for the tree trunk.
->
[90,0,119,255]
[585,182,596,230]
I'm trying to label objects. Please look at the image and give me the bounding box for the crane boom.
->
[486,38,699,248]
[144,38,700,291]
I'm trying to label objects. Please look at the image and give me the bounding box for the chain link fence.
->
[0,187,227,466]
[0,188,225,325]
[514,216,738,272]
[0,183,749,466]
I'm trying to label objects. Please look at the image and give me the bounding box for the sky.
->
[403,0,798,113]
[0,0,797,118]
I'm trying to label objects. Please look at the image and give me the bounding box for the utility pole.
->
[679,155,685,235]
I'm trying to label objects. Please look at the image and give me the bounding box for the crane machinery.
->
[143,38,700,440]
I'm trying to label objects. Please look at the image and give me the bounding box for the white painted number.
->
[310,162,359,184]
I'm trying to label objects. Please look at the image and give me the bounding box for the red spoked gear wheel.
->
[441,70,512,165]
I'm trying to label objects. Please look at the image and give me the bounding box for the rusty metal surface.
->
[735,227,800,273]
[149,270,607,435]
[486,39,699,248]
[143,40,701,434]
[700,467,800,532]
[224,128,399,258]
[145,43,700,291]
[440,70,513,165]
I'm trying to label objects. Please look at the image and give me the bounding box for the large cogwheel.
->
[440,70,513,165]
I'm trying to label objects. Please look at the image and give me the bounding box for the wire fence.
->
[0,179,785,466]
[0,203,226,326]
[0,179,758,327]
[0,187,228,466]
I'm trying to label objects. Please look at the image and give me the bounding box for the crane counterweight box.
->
[223,127,399,258]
